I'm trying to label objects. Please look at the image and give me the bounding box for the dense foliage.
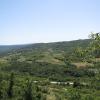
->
[0,33,100,100]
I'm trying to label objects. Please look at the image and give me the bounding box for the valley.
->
[0,36,100,100]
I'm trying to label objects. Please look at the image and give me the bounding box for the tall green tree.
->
[69,90,81,100]
[74,47,88,61]
[7,72,14,98]
[24,80,33,100]
[89,32,100,57]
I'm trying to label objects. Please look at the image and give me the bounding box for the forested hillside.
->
[0,35,100,100]
[0,39,91,53]
[0,39,91,66]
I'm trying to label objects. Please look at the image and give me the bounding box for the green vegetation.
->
[0,33,100,100]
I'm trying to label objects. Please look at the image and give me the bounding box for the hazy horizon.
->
[0,38,90,46]
[0,0,99,45]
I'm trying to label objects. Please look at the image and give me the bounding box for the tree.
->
[24,80,33,100]
[89,32,100,58]
[85,95,94,100]
[0,80,8,99]
[76,32,100,62]
[74,47,87,61]
[7,72,14,98]
[69,91,81,100]
[73,80,81,88]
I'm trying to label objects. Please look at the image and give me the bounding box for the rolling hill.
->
[0,39,91,54]
[0,39,91,66]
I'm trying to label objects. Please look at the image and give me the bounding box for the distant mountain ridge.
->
[0,39,91,55]
[0,45,27,53]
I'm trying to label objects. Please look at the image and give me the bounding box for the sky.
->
[0,0,100,45]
